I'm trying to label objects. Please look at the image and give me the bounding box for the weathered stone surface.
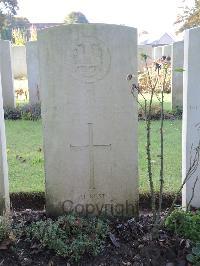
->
[182,27,200,208]
[162,44,172,58]
[0,73,10,215]
[0,40,15,108]
[171,41,184,109]
[38,24,138,216]
[138,45,153,72]
[26,41,40,104]
[153,46,162,60]
[12,45,27,78]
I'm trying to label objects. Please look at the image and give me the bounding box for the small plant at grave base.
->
[165,209,200,242]
[187,243,200,266]
[20,103,41,121]
[4,103,41,121]
[3,106,22,120]
[23,214,109,262]
[127,53,200,235]
[0,216,11,243]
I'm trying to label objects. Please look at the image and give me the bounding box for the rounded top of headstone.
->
[38,23,137,84]
[38,23,137,35]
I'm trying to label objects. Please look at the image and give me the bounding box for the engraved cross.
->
[70,123,111,189]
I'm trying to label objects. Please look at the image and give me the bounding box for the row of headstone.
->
[139,43,183,110]
[0,40,40,108]
[0,24,200,216]
[0,38,184,110]
[0,41,15,109]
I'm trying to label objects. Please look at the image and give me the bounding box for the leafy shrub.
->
[4,107,21,120]
[187,242,200,265]
[20,103,41,121]
[0,216,10,242]
[138,105,182,120]
[138,62,171,93]
[165,209,200,242]
[12,29,27,45]
[24,214,108,262]
[4,103,41,121]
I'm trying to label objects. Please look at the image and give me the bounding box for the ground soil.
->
[10,192,181,211]
[0,193,189,266]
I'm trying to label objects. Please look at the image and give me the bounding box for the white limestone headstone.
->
[12,45,27,78]
[38,24,138,217]
[138,45,153,72]
[0,73,10,215]
[26,41,40,104]
[182,27,200,208]
[171,41,184,109]
[162,44,172,58]
[153,46,162,60]
[0,40,15,108]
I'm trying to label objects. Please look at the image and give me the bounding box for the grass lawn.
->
[5,119,182,194]
[5,120,44,193]
[138,93,172,111]
[139,120,182,193]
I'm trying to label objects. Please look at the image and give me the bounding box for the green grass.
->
[5,119,182,194]
[138,93,172,111]
[139,120,182,193]
[5,120,44,193]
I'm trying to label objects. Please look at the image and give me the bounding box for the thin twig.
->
[187,175,199,211]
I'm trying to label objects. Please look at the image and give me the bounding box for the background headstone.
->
[26,41,40,104]
[0,40,15,108]
[162,44,172,58]
[12,45,27,78]
[138,45,153,72]
[171,41,184,109]
[38,24,138,216]
[182,27,200,208]
[153,46,162,60]
[0,73,10,215]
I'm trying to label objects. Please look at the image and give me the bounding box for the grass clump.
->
[165,209,200,242]
[4,103,41,121]
[24,214,109,262]
[0,216,11,242]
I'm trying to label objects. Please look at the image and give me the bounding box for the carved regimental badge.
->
[70,36,111,83]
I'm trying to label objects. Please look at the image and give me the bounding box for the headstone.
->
[153,46,162,60]
[138,45,153,72]
[12,45,27,78]
[0,40,15,108]
[38,24,138,217]
[162,44,172,58]
[182,27,200,208]
[171,41,184,109]
[26,41,40,104]
[0,73,10,215]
